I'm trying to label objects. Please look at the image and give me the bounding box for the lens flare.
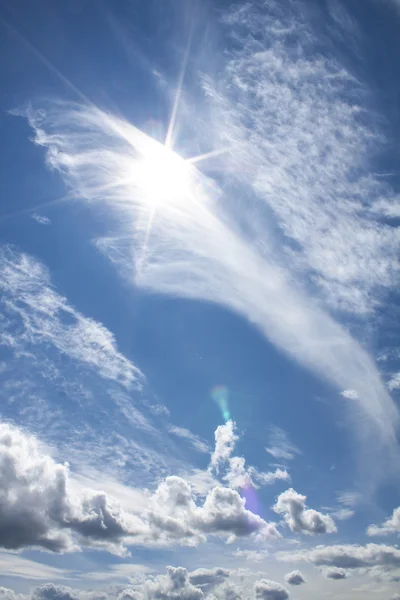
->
[211,385,230,422]
[242,483,260,515]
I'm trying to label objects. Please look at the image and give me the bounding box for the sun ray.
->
[164,20,194,150]
[188,148,230,165]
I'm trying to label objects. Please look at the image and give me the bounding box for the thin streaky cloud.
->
[19,0,400,485]
[21,99,400,484]
[0,246,142,387]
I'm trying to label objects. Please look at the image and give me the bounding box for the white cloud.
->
[265,428,300,462]
[388,373,400,391]
[254,579,289,600]
[0,422,144,554]
[273,488,336,535]
[331,508,355,521]
[189,567,229,592]
[0,553,74,580]
[146,476,279,544]
[277,543,400,570]
[0,422,281,554]
[168,426,209,454]
[219,2,400,315]
[209,422,289,493]
[284,571,305,586]
[32,585,78,600]
[31,213,51,225]
[233,549,268,563]
[340,390,359,400]
[20,52,400,479]
[210,421,237,472]
[0,247,142,387]
[0,589,26,600]
[145,566,203,600]
[324,567,347,580]
[367,506,400,537]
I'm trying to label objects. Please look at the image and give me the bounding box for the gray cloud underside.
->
[0,422,280,554]
[0,569,289,600]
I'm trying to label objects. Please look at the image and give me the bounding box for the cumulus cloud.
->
[388,373,400,391]
[189,568,229,592]
[324,567,347,580]
[210,422,289,492]
[32,585,79,600]
[367,506,400,537]
[147,476,279,544]
[0,422,143,553]
[254,579,289,600]
[0,422,280,553]
[284,571,305,586]
[146,566,203,600]
[277,543,400,570]
[0,589,26,600]
[210,421,238,472]
[0,570,245,600]
[211,582,243,600]
[273,488,336,535]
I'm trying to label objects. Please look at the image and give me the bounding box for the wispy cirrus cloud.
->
[17,0,400,484]
[265,427,300,462]
[0,246,141,388]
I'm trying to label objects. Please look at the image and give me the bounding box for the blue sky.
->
[1,0,400,599]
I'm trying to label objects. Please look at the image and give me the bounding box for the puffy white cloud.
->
[116,591,140,600]
[0,589,27,600]
[223,457,289,491]
[388,373,400,391]
[0,422,143,553]
[273,489,336,535]
[189,568,229,592]
[284,571,305,586]
[367,507,400,537]
[324,567,346,580]
[210,421,237,472]
[32,585,79,600]
[211,582,243,600]
[147,476,279,543]
[146,566,203,600]
[277,543,400,570]
[0,419,280,554]
[210,422,289,492]
[254,580,289,600]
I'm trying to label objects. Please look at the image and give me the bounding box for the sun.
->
[136,137,193,209]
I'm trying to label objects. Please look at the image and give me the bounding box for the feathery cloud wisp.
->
[19,0,400,476]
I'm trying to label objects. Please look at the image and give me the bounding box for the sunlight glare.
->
[137,140,192,208]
